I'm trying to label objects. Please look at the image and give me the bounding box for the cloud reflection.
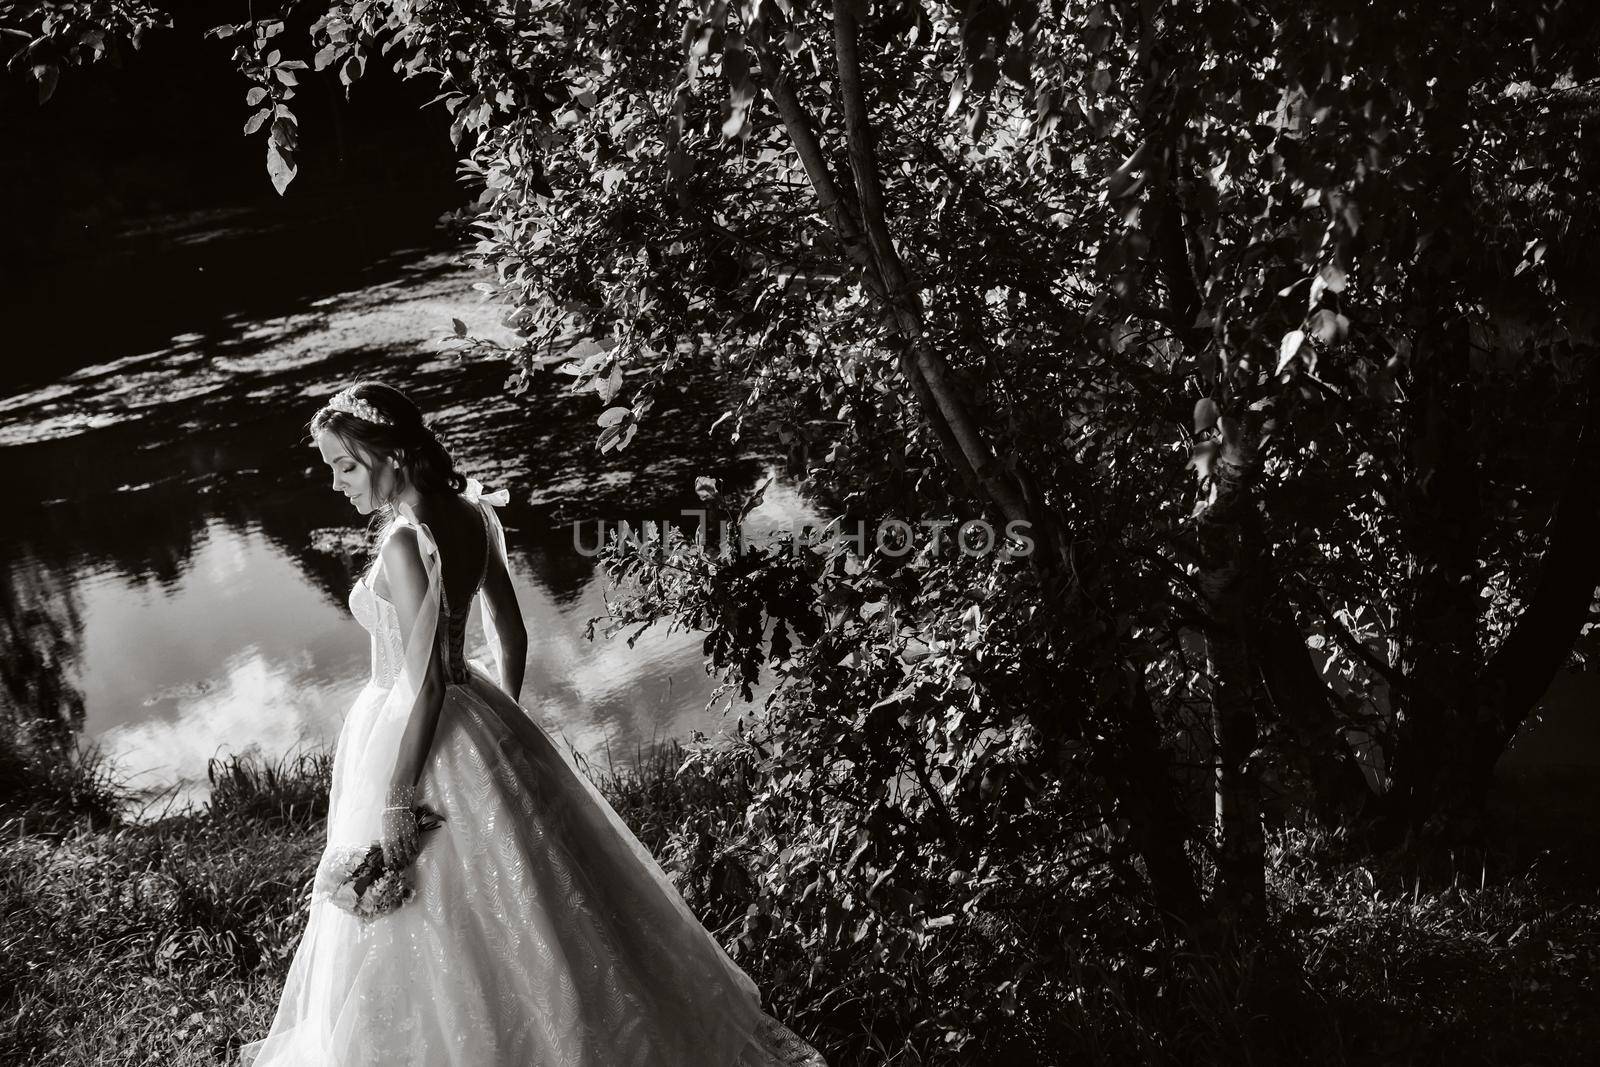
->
[98,648,363,814]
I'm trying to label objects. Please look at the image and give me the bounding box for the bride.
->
[241,381,825,1066]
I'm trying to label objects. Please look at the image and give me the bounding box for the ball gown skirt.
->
[240,485,824,1066]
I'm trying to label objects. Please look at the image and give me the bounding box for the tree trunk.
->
[1120,668,1205,928]
[1436,356,1600,819]
[1385,314,1483,837]
[1253,612,1376,824]
[1123,11,1264,918]
[1194,414,1266,924]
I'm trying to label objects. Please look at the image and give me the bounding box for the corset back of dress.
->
[437,578,477,684]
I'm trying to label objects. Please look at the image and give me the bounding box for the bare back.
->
[411,492,490,611]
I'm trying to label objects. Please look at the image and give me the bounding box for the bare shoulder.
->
[380,524,426,574]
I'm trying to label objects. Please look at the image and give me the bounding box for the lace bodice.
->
[348,500,491,688]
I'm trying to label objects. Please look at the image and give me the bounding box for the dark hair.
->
[307,380,467,499]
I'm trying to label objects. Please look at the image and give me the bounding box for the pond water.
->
[2,206,818,816]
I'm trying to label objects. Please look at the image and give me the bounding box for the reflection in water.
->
[1,554,88,755]
[102,647,362,813]
[73,519,367,793]
[3,236,798,815]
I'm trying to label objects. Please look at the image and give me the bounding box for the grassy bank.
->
[2,730,1596,1065]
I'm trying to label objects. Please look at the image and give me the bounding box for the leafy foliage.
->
[1,0,168,103]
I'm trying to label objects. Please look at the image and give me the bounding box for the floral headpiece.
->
[323,386,393,426]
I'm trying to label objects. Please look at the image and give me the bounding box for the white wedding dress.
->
[240,480,825,1066]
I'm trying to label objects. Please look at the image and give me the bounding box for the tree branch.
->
[751,42,882,291]
[750,33,977,497]
[828,8,1035,534]
[1289,577,1408,693]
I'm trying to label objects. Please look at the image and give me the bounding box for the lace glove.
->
[380,782,421,871]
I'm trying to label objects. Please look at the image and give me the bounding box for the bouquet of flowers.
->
[314,805,446,922]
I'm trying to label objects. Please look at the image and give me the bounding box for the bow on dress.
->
[462,476,512,509]
[460,477,512,685]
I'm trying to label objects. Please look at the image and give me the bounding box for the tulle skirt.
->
[239,667,823,1066]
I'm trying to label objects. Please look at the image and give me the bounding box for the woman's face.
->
[315,429,399,515]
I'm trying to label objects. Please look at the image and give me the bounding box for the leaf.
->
[965,103,989,140]
[270,117,298,151]
[1193,398,1220,434]
[266,141,297,195]
[451,318,467,337]
[565,338,605,361]
[1309,309,1350,344]
[598,405,631,428]
[1277,330,1307,374]
[313,43,340,71]
[33,64,59,105]
[340,54,364,87]
[944,71,969,119]
[598,419,638,453]
[79,28,106,61]
[243,108,271,136]
[598,362,624,402]
[1342,200,1361,235]
[246,86,268,106]
[1319,262,1347,294]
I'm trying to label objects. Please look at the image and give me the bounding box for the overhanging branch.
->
[828,8,1035,533]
